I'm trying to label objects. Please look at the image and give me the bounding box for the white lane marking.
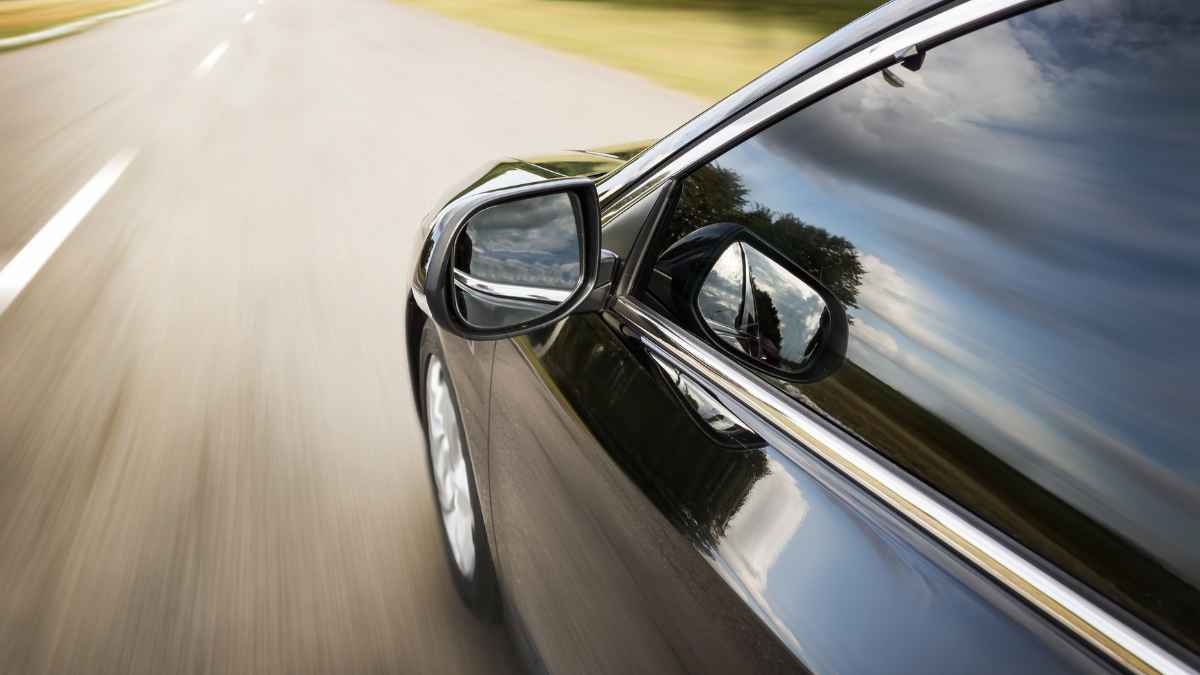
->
[242,10,255,23]
[0,149,138,315]
[193,40,229,78]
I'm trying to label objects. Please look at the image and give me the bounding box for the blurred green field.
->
[401,0,883,101]
[0,0,147,39]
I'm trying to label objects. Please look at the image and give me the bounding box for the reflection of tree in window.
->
[748,286,785,367]
[666,164,865,311]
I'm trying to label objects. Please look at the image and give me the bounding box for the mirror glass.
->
[453,192,583,330]
[697,241,828,374]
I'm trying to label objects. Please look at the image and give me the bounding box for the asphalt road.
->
[0,1,702,673]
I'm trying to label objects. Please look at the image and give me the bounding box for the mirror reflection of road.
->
[0,0,702,672]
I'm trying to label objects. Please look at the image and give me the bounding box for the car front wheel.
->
[419,323,500,619]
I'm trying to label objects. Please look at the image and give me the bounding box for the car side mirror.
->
[421,177,602,340]
[648,222,847,382]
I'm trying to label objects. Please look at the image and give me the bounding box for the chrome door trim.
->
[452,269,570,304]
[612,297,1194,675]
[598,0,1045,217]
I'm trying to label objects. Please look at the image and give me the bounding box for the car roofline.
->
[597,0,957,207]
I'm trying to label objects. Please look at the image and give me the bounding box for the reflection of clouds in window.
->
[462,192,581,289]
[854,255,985,376]
[845,248,1200,578]
[712,0,1200,586]
[759,9,1200,267]
[853,320,897,357]
[863,19,1050,130]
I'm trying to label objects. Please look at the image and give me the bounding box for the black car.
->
[405,1,1200,672]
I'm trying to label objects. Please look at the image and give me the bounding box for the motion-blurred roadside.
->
[0,1,874,673]
[401,0,884,100]
[1,0,148,38]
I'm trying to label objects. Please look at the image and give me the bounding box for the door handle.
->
[649,350,763,448]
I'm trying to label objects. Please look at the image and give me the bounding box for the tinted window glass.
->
[640,0,1200,650]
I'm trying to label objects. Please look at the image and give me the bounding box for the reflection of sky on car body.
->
[714,449,1097,673]
[462,192,581,289]
[710,2,1200,582]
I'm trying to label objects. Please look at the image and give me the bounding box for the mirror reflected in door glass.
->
[697,241,829,375]
[453,192,583,330]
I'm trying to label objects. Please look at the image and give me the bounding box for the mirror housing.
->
[419,177,602,340]
[648,222,848,383]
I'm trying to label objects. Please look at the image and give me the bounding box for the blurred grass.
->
[400,0,883,101]
[0,0,148,39]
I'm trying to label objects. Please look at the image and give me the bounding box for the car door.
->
[482,2,1200,667]
[485,184,799,674]
[484,245,1109,673]
[487,1,1200,673]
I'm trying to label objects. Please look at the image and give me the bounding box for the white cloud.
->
[852,320,898,357]
[856,255,987,376]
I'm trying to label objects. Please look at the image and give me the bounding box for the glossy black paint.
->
[636,1,1200,652]
[487,314,1110,673]
[405,0,1200,672]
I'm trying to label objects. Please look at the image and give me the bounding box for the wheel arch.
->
[407,292,429,426]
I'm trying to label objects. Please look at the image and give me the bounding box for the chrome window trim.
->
[613,298,1193,675]
[453,269,571,304]
[602,0,1195,671]
[598,0,1046,217]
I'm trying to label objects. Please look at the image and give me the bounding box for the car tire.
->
[418,322,501,621]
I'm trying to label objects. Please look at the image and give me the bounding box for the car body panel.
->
[521,140,657,178]
[405,0,1200,671]
[620,2,1200,664]
[487,313,1112,674]
[436,334,497,537]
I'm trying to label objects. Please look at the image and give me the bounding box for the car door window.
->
[634,0,1200,653]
